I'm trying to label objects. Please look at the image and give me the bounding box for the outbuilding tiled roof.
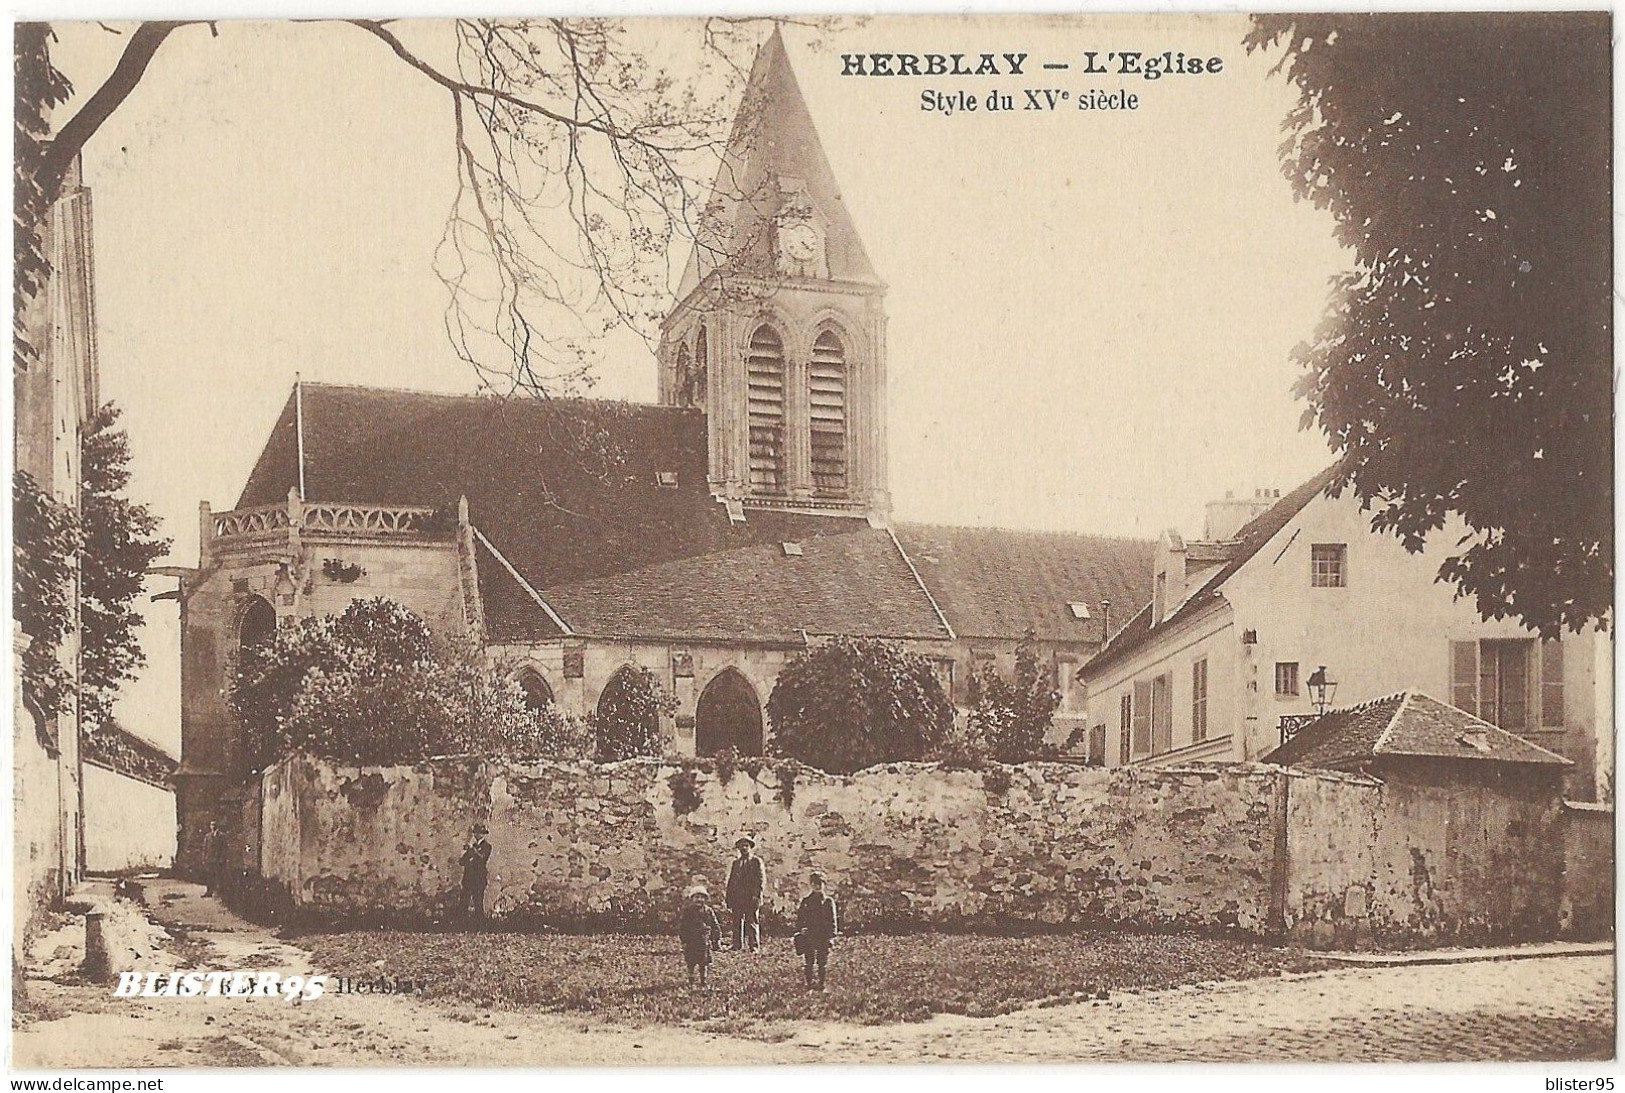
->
[891,524,1154,644]
[1085,462,1346,674]
[1265,691,1571,771]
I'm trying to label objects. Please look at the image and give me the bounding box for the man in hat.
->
[724,835,767,952]
[460,822,493,925]
[200,820,228,898]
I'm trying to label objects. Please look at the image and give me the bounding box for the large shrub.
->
[590,665,675,761]
[229,598,592,767]
[766,636,954,773]
[13,470,79,718]
[966,635,1060,761]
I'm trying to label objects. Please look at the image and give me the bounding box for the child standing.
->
[678,884,722,988]
[795,871,839,990]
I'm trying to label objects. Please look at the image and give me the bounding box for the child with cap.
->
[795,871,839,990]
[678,883,722,988]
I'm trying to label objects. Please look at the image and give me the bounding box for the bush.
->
[228,599,595,766]
[590,665,675,761]
[766,636,954,773]
[668,765,703,815]
[966,634,1060,762]
[713,745,740,785]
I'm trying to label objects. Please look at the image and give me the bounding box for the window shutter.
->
[1132,680,1152,755]
[746,326,786,493]
[1152,673,1173,753]
[1541,639,1565,727]
[809,330,848,495]
[1449,641,1479,715]
[1191,658,1208,743]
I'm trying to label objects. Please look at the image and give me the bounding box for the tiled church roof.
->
[892,524,1153,644]
[238,383,1151,647]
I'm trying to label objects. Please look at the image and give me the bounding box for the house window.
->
[746,325,787,494]
[1310,544,1347,587]
[1451,639,1537,732]
[809,329,849,495]
[1088,724,1107,766]
[1151,672,1173,753]
[1275,661,1299,697]
[1191,658,1209,743]
[1118,694,1132,765]
[1541,639,1565,727]
[1480,639,1532,732]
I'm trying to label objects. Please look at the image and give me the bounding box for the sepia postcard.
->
[9,7,1616,1074]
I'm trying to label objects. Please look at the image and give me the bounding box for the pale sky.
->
[49,15,1347,752]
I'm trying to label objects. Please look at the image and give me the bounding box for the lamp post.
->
[1307,665,1338,716]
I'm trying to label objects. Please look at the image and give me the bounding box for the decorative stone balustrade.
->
[207,492,444,549]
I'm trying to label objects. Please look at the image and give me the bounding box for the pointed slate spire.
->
[677,26,881,298]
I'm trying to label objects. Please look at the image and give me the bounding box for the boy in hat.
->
[795,871,839,990]
[724,835,766,952]
[460,822,493,924]
[678,884,722,987]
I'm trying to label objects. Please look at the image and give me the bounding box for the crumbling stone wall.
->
[260,755,1588,944]
[261,756,1285,932]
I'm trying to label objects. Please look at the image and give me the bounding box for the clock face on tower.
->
[781,221,821,262]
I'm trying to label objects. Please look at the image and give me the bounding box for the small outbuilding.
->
[1266,691,1580,945]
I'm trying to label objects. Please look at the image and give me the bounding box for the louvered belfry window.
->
[809,329,849,494]
[746,325,786,493]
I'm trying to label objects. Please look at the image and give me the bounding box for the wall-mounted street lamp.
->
[1307,665,1338,716]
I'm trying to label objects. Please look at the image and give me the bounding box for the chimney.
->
[1204,489,1279,540]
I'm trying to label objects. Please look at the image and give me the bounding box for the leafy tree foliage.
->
[13,470,79,717]
[14,23,73,372]
[229,598,592,767]
[967,635,1060,762]
[1247,13,1612,635]
[79,403,170,732]
[591,665,675,761]
[766,637,954,774]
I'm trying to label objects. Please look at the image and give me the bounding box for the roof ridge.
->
[1369,689,1413,754]
[473,527,573,637]
[896,521,1156,545]
[298,381,702,415]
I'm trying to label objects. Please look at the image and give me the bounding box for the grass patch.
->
[302,930,1331,1028]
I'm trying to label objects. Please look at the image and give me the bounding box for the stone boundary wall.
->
[1560,800,1615,939]
[258,755,1609,945]
[261,756,1285,933]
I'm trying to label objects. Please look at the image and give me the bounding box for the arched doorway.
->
[238,595,276,651]
[695,669,764,757]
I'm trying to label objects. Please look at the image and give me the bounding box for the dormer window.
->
[655,470,679,489]
[781,542,804,557]
[1067,601,1091,620]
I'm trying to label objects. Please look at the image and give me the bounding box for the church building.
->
[172,31,1152,867]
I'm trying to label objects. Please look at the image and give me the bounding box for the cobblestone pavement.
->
[789,955,1616,1062]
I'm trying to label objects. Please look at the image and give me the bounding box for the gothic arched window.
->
[694,324,709,406]
[517,668,554,711]
[746,325,786,493]
[674,344,692,407]
[238,596,276,652]
[809,329,849,494]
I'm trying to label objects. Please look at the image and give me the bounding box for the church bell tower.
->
[660,28,890,523]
